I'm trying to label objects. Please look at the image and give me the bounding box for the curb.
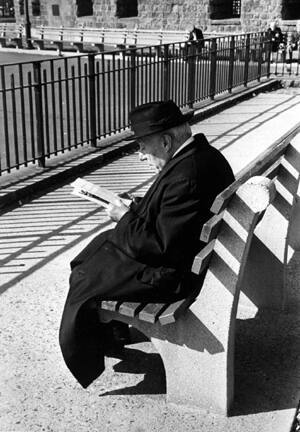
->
[0,78,280,212]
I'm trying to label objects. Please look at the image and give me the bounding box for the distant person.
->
[267,20,284,57]
[285,31,298,69]
[188,24,204,51]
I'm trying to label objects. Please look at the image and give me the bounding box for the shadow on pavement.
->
[98,311,300,417]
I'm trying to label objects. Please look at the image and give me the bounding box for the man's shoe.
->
[111,321,131,345]
[102,321,130,358]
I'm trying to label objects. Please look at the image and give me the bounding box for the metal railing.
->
[270,44,300,77]
[0,32,271,175]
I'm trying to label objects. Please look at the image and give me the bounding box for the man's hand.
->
[105,199,130,222]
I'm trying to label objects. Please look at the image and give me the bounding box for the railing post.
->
[257,34,263,81]
[130,49,136,111]
[228,36,235,93]
[24,0,33,49]
[187,42,196,108]
[209,38,217,100]
[163,44,170,100]
[33,62,45,167]
[265,32,272,78]
[88,53,97,147]
[243,33,250,87]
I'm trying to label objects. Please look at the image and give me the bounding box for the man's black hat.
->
[126,100,194,140]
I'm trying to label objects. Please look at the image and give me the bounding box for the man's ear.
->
[161,133,173,153]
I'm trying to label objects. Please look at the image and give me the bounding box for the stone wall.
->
[15,0,76,28]
[13,0,299,33]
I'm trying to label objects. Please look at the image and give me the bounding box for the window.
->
[19,0,24,15]
[0,0,14,17]
[116,0,138,18]
[282,0,300,20]
[76,0,93,17]
[32,0,40,16]
[52,4,60,16]
[210,0,241,20]
[232,0,241,17]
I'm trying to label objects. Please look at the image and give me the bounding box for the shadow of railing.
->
[0,153,156,295]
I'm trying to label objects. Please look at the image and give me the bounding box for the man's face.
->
[137,133,171,172]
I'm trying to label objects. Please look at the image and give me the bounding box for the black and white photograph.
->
[0,1,300,431]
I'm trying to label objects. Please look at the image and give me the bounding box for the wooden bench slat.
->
[285,139,300,171]
[276,164,299,197]
[138,303,169,323]
[263,158,281,179]
[159,290,198,325]
[118,302,146,318]
[101,300,119,312]
[200,211,224,243]
[191,240,215,275]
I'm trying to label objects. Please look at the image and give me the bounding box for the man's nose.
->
[139,152,147,161]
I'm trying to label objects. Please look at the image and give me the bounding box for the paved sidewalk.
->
[0,82,300,432]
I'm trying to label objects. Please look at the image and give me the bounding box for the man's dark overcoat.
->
[59,133,234,388]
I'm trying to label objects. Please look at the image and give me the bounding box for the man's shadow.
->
[100,328,166,396]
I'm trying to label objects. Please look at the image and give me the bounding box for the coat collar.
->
[138,134,208,209]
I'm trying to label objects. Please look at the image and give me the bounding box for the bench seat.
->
[101,288,199,325]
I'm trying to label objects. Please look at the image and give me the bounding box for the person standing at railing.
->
[267,20,284,62]
[184,24,204,61]
[285,30,299,71]
[188,24,204,52]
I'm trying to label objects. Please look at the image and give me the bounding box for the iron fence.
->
[0,32,271,175]
[270,45,300,77]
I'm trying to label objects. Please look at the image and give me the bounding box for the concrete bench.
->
[81,28,105,52]
[32,26,64,54]
[98,124,300,415]
[99,175,276,414]
[0,23,23,48]
[58,27,85,52]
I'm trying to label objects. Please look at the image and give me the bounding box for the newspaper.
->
[71,178,131,208]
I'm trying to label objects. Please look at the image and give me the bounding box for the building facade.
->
[14,0,300,33]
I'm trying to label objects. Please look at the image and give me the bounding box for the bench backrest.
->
[82,28,105,44]
[36,26,63,41]
[0,23,23,38]
[239,129,300,311]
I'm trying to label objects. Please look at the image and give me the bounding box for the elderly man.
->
[59,100,234,388]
